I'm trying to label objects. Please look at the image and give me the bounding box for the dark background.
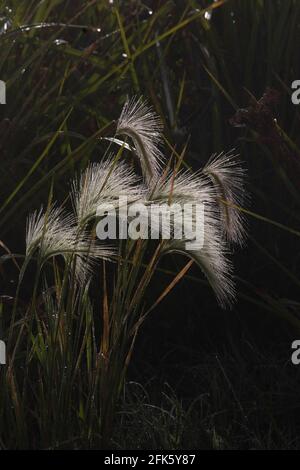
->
[1,0,300,449]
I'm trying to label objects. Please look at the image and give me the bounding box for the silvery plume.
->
[203,150,248,246]
[25,205,114,284]
[117,97,164,185]
[71,156,144,228]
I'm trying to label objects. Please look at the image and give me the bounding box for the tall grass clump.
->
[0,97,247,449]
[2,0,300,450]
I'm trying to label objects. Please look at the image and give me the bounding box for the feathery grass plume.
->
[151,168,217,204]
[148,168,216,239]
[26,206,76,261]
[163,231,235,308]
[72,157,144,227]
[25,205,114,284]
[71,235,115,286]
[202,150,247,246]
[151,168,236,307]
[72,241,112,286]
[116,97,164,185]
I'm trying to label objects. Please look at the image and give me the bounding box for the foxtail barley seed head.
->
[117,97,164,185]
[152,169,235,307]
[25,205,115,285]
[203,150,248,246]
[71,156,143,227]
[26,206,76,261]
